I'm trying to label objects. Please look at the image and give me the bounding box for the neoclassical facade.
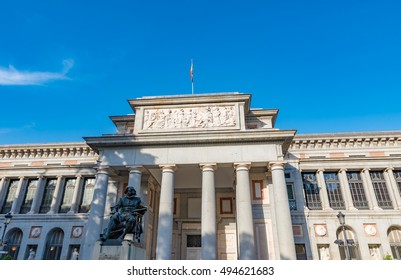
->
[0,92,400,260]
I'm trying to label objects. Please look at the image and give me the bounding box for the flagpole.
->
[190,59,194,95]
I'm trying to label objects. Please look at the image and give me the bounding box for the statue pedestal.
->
[92,234,146,260]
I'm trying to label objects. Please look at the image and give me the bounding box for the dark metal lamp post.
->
[0,212,13,247]
[337,211,351,260]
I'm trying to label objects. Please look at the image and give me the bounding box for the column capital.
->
[362,168,370,172]
[385,167,394,172]
[160,164,177,173]
[317,169,325,173]
[75,174,83,179]
[269,161,286,171]
[95,165,112,175]
[127,165,144,174]
[37,175,45,180]
[200,163,217,171]
[56,175,64,179]
[18,176,25,180]
[339,168,347,173]
[234,162,251,171]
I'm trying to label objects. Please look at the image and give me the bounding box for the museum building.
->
[0,92,401,260]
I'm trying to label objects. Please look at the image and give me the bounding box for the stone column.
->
[81,166,111,260]
[156,165,176,260]
[338,169,357,211]
[127,166,147,243]
[270,162,297,260]
[0,177,8,211]
[47,176,64,214]
[316,169,332,210]
[128,166,143,191]
[234,163,256,260]
[67,175,83,214]
[28,176,45,214]
[200,163,217,260]
[385,168,401,210]
[10,177,26,214]
[361,169,380,210]
[383,168,400,210]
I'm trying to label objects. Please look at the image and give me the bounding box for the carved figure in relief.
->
[143,106,236,130]
[212,107,221,126]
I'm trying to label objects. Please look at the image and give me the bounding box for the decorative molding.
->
[0,143,97,160]
[291,134,401,151]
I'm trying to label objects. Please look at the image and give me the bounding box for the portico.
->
[82,93,297,260]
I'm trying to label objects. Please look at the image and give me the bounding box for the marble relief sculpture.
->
[143,106,236,130]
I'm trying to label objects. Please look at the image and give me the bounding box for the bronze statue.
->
[100,186,147,243]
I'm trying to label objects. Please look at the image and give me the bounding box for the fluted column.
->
[200,163,217,260]
[235,163,256,260]
[10,177,26,214]
[28,176,45,214]
[316,169,332,210]
[47,176,64,214]
[67,175,83,214]
[270,162,297,260]
[156,165,176,260]
[81,166,111,260]
[361,169,380,210]
[338,169,357,211]
[383,168,400,210]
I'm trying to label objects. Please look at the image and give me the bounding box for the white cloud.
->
[0,123,36,134]
[0,59,74,86]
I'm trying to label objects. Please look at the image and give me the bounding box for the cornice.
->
[290,131,401,151]
[0,142,97,160]
[84,129,296,152]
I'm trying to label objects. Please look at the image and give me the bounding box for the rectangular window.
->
[324,172,345,210]
[370,171,393,209]
[60,178,76,213]
[1,179,19,214]
[347,172,369,209]
[302,173,322,210]
[252,180,264,200]
[20,179,38,214]
[393,170,401,196]
[220,197,233,214]
[39,178,57,213]
[79,178,95,213]
[287,183,296,210]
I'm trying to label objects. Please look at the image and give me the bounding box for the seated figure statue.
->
[100,186,147,242]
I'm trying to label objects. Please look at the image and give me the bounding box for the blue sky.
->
[0,0,400,144]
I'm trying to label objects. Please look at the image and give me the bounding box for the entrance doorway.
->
[186,235,201,260]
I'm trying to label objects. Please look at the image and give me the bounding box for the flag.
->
[190,60,194,82]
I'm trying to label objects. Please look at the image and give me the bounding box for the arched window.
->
[388,226,401,260]
[44,228,64,260]
[336,227,360,260]
[5,228,23,260]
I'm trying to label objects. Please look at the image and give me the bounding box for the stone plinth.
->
[92,236,146,260]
